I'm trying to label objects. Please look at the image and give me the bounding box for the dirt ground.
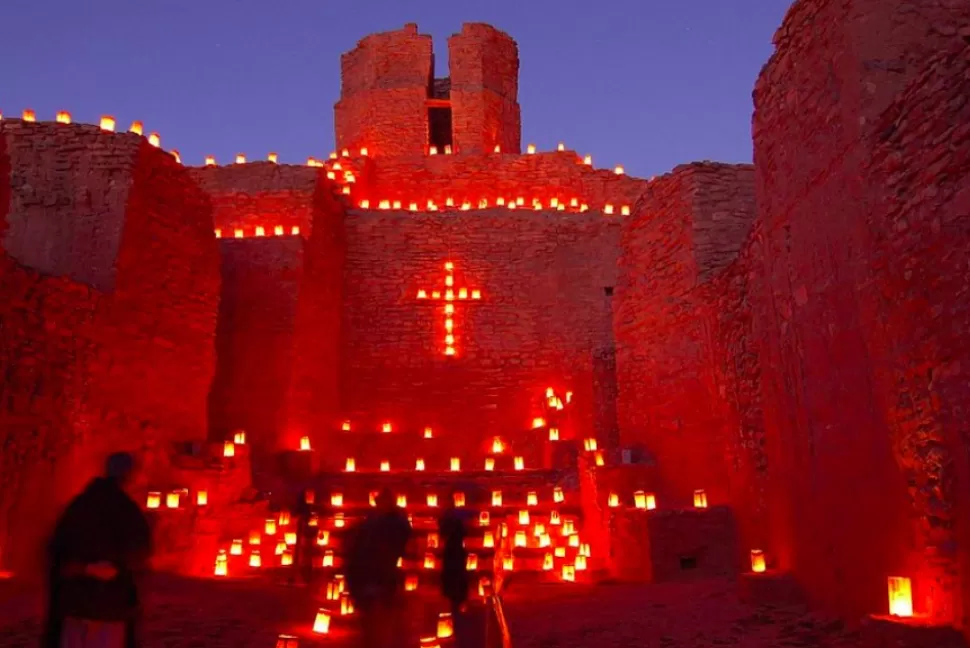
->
[0,575,859,647]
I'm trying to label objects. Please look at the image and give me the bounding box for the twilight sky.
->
[0,0,793,179]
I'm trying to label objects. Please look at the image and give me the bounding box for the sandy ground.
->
[0,575,859,647]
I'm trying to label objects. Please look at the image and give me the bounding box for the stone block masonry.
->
[0,120,220,573]
[614,162,756,511]
[752,0,970,628]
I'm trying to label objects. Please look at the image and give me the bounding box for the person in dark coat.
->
[42,452,152,648]
[291,487,316,586]
[345,487,411,648]
[438,491,470,644]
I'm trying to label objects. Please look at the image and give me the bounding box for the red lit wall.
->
[752,0,970,625]
[334,24,433,158]
[336,208,621,468]
[356,152,645,210]
[448,23,521,155]
[0,121,219,573]
[196,166,345,465]
[614,163,756,509]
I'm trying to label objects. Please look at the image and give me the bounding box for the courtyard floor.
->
[0,574,859,648]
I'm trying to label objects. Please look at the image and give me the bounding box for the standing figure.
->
[291,487,316,586]
[438,492,470,646]
[43,452,152,648]
[345,488,412,648]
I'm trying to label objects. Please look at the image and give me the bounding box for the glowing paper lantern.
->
[526,144,536,154]
[532,418,545,429]
[55,111,71,124]
[514,456,524,471]
[543,554,554,571]
[492,490,503,507]
[492,438,505,454]
[223,441,235,457]
[415,458,426,471]
[450,457,461,472]
[166,492,180,509]
[299,436,311,451]
[317,530,330,547]
[249,531,261,545]
[503,556,514,571]
[278,511,291,526]
[608,492,619,507]
[146,492,161,509]
[22,109,36,122]
[514,530,527,548]
[345,457,356,472]
[453,491,466,507]
[424,553,436,570]
[693,489,708,509]
[518,510,530,525]
[396,494,407,508]
[750,549,766,573]
[147,133,160,147]
[437,613,454,639]
[265,519,277,535]
[214,550,228,577]
[322,550,334,567]
[249,551,261,568]
[485,458,495,471]
[230,539,243,556]
[479,511,490,527]
[888,577,913,617]
[313,609,331,634]
[527,491,538,506]
[205,155,216,166]
[406,574,419,591]
[233,430,246,444]
[614,165,625,175]
[99,115,116,131]
[553,487,564,503]
[268,152,279,163]
[483,531,494,548]
[276,634,299,648]
[381,460,390,472]
[584,438,598,452]
[549,428,560,441]
[562,564,576,581]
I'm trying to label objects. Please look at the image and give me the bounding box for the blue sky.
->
[0,0,793,178]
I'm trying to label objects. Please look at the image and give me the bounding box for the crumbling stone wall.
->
[197,165,346,464]
[0,121,219,574]
[614,163,756,509]
[752,0,970,624]
[448,23,521,155]
[338,209,620,467]
[334,24,434,158]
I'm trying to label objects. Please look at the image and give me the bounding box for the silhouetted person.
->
[43,452,152,648]
[291,487,316,586]
[345,487,411,648]
[439,492,471,646]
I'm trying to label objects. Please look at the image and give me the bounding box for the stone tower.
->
[334,23,521,158]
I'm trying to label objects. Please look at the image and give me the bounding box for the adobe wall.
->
[0,121,219,573]
[614,163,756,509]
[196,165,346,462]
[752,0,970,624]
[334,24,433,158]
[337,209,620,467]
[448,23,521,154]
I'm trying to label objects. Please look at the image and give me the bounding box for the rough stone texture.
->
[0,121,219,573]
[703,222,769,561]
[609,507,740,583]
[197,165,346,461]
[334,24,434,158]
[357,151,646,211]
[448,23,521,155]
[614,163,756,509]
[190,163,319,236]
[338,208,619,467]
[752,0,970,628]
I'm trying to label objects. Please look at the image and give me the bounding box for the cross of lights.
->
[416,261,482,357]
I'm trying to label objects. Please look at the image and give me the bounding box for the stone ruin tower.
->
[334,23,522,157]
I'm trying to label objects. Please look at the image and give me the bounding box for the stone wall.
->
[197,165,346,464]
[702,223,768,562]
[0,121,220,573]
[334,24,433,158]
[356,151,645,211]
[337,208,620,467]
[752,0,970,625]
[614,163,756,509]
[448,23,521,155]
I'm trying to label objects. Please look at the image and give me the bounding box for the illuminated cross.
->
[416,261,482,357]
